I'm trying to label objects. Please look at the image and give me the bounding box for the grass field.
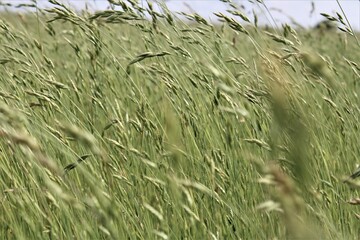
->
[0,1,360,239]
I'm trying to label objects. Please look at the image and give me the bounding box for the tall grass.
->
[0,1,359,239]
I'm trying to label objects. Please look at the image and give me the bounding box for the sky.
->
[2,0,360,30]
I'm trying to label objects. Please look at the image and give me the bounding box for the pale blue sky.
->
[3,1,360,30]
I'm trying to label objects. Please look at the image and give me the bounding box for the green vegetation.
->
[0,1,359,239]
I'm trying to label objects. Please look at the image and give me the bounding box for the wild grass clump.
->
[0,1,359,239]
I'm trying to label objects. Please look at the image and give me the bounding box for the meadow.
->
[0,0,360,239]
